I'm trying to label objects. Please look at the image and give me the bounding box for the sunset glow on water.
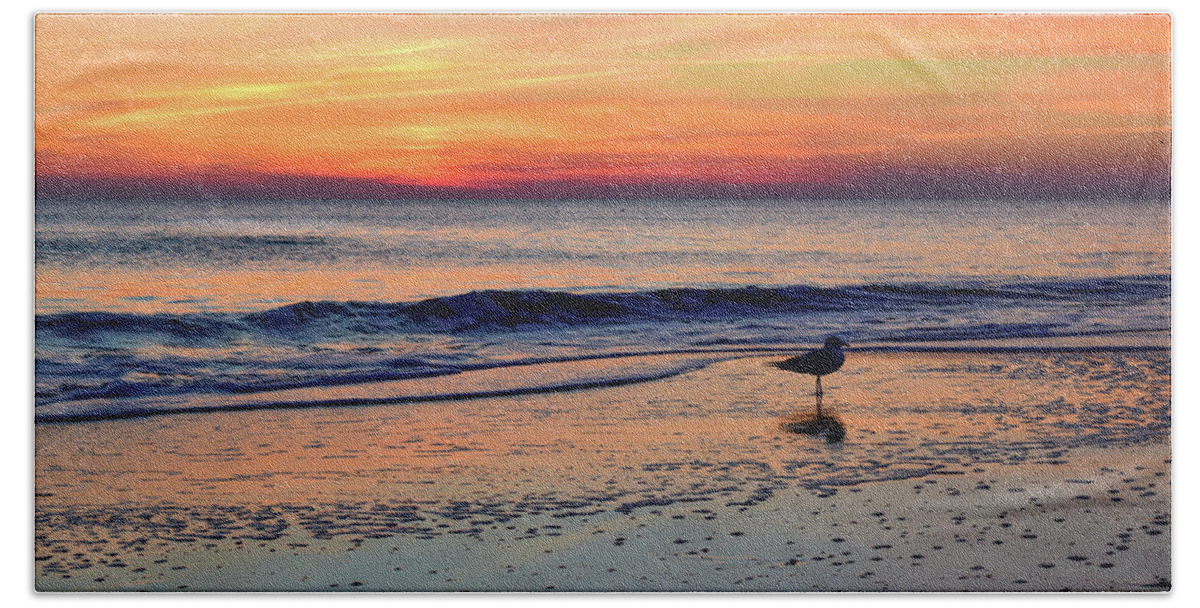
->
[35,198,1170,314]
[34,13,1170,592]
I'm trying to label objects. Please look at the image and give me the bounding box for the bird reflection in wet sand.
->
[782,411,846,444]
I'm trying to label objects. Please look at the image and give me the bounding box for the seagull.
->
[772,336,849,398]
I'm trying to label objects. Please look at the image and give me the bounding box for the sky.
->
[3,4,1192,606]
[34,13,1171,200]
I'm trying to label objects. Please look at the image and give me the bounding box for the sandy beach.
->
[35,350,1170,592]
[32,11,1174,597]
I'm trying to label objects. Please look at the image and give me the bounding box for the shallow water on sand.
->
[35,350,1169,591]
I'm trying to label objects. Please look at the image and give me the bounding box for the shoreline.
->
[36,333,1169,424]
[36,350,1171,592]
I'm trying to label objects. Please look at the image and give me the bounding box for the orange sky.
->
[34,13,1171,199]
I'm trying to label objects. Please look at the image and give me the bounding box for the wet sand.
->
[35,350,1170,592]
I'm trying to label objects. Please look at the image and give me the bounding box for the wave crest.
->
[38,275,1169,340]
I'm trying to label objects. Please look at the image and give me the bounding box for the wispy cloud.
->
[35,13,1171,199]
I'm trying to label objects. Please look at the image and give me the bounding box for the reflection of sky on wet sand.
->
[34,350,1170,590]
[37,351,1169,511]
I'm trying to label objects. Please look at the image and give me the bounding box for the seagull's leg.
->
[815,375,823,397]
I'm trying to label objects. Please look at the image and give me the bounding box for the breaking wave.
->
[35,275,1169,421]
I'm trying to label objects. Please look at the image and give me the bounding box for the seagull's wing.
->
[772,349,831,374]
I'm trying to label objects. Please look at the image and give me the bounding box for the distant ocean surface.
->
[34,198,1170,422]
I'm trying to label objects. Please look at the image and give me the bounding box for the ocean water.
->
[34,198,1170,422]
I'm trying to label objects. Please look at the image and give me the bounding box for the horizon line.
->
[34,173,1172,203]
